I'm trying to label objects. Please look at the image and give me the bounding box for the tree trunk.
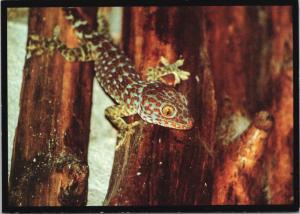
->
[104,6,293,206]
[265,7,294,204]
[8,7,97,206]
[104,6,217,206]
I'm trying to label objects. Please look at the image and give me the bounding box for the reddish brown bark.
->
[207,6,293,205]
[105,6,294,206]
[8,6,294,207]
[212,111,273,205]
[265,7,294,204]
[8,7,97,206]
[266,67,293,204]
[105,6,217,206]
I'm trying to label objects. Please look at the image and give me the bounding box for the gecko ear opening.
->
[178,92,188,105]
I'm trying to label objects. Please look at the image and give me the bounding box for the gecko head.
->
[138,82,194,130]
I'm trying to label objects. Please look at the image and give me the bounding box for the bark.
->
[207,6,293,205]
[8,6,294,207]
[265,6,294,204]
[105,6,293,206]
[212,111,273,205]
[8,7,97,206]
[105,6,217,206]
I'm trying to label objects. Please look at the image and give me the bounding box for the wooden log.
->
[206,6,268,205]
[8,7,97,206]
[104,6,217,206]
[212,111,273,205]
[266,67,293,204]
[265,6,294,204]
[207,6,293,205]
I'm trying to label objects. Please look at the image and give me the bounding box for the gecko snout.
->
[187,118,194,128]
[182,117,194,130]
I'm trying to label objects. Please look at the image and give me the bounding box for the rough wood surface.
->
[265,6,294,204]
[104,6,217,206]
[212,111,273,205]
[104,6,294,206]
[8,6,294,207]
[206,6,293,205]
[8,7,97,206]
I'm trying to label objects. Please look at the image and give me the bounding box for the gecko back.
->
[62,7,194,130]
[64,7,142,105]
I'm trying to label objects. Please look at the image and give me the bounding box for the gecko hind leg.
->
[26,26,61,59]
[146,56,190,86]
[27,34,56,59]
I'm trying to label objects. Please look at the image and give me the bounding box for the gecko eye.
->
[160,103,177,118]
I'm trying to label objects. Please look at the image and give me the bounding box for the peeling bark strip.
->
[212,111,273,205]
[105,6,217,206]
[9,8,96,206]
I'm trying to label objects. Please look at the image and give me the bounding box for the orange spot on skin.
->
[148,97,157,103]
[148,97,161,108]
[170,121,177,127]
[156,95,163,100]
[145,105,151,112]
[130,97,136,105]
[153,108,160,114]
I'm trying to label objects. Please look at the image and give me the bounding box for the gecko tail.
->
[97,15,112,41]
[62,7,96,41]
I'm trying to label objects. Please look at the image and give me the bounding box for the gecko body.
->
[27,8,194,139]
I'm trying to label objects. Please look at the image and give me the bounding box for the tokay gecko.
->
[27,7,194,148]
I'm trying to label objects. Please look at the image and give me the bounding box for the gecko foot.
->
[115,121,141,151]
[146,56,190,86]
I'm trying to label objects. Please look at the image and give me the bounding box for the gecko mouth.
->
[162,118,194,130]
[174,119,194,130]
[140,112,194,130]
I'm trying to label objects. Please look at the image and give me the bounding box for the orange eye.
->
[160,104,177,118]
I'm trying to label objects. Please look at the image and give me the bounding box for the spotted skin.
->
[138,82,193,129]
[27,7,194,145]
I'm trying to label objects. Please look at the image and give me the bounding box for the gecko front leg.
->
[105,104,141,150]
[146,56,190,86]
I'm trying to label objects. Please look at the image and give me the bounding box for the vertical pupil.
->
[161,105,176,118]
[164,106,173,115]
